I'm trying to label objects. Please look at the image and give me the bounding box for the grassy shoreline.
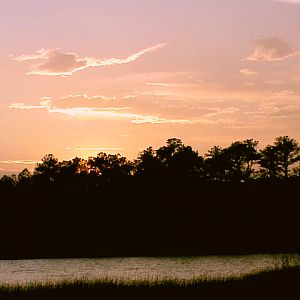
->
[1,266,300,299]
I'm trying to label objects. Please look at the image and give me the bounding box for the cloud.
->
[66,147,123,151]
[270,0,300,4]
[9,103,47,110]
[256,100,300,119]
[50,94,121,109]
[204,107,240,117]
[123,94,136,99]
[47,107,195,124]
[10,95,129,111]
[239,69,258,76]
[14,43,167,76]
[130,116,193,124]
[270,89,295,97]
[238,96,300,131]
[146,82,200,88]
[9,92,243,126]
[0,160,38,164]
[9,94,198,124]
[246,37,297,61]
[14,85,287,127]
[265,80,283,85]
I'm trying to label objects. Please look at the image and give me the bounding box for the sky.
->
[1,0,300,174]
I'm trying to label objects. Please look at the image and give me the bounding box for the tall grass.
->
[1,265,300,299]
[274,253,300,269]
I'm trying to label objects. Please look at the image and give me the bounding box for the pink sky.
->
[1,0,300,174]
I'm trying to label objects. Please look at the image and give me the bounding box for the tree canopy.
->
[1,136,300,190]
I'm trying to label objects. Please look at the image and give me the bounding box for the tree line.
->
[0,136,299,258]
[1,135,300,190]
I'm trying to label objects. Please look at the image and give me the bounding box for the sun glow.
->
[1,0,300,174]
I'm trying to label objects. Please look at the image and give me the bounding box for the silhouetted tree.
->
[135,147,163,176]
[204,146,229,181]
[156,138,184,163]
[156,138,203,176]
[205,139,259,182]
[17,168,32,187]
[259,145,280,178]
[0,174,17,189]
[259,136,300,179]
[170,147,203,176]
[33,154,59,183]
[57,157,88,188]
[274,136,300,178]
[1,136,299,193]
[59,157,87,176]
[88,152,133,180]
[225,139,260,182]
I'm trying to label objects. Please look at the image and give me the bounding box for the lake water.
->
[0,254,298,284]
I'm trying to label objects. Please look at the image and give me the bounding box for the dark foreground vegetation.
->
[0,136,300,258]
[1,266,300,300]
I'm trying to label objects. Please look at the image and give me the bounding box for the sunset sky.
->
[1,0,300,175]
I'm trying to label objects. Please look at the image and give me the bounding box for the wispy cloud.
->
[9,103,47,110]
[269,0,300,4]
[14,43,167,76]
[12,86,298,128]
[10,94,128,110]
[123,94,136,99]
[9,94,200,124]
[204,107,240,117]
[146,82,200,88]
[256,100,300,119]
[65,147,123,151]
[0,160,38,164]
[246,36,297,61]
[130,116,194,124]
[47,107,196,124]
[239,69,258,76]
[270,89,295,97]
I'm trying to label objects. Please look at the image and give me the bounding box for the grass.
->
[1,265,300,299]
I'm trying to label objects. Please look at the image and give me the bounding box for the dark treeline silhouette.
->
[0,136,300,259]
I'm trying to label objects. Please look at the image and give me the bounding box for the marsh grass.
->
[1,265,300,299]
[274,253,300,269]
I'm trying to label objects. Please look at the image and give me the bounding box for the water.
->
[0,255,297,284]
